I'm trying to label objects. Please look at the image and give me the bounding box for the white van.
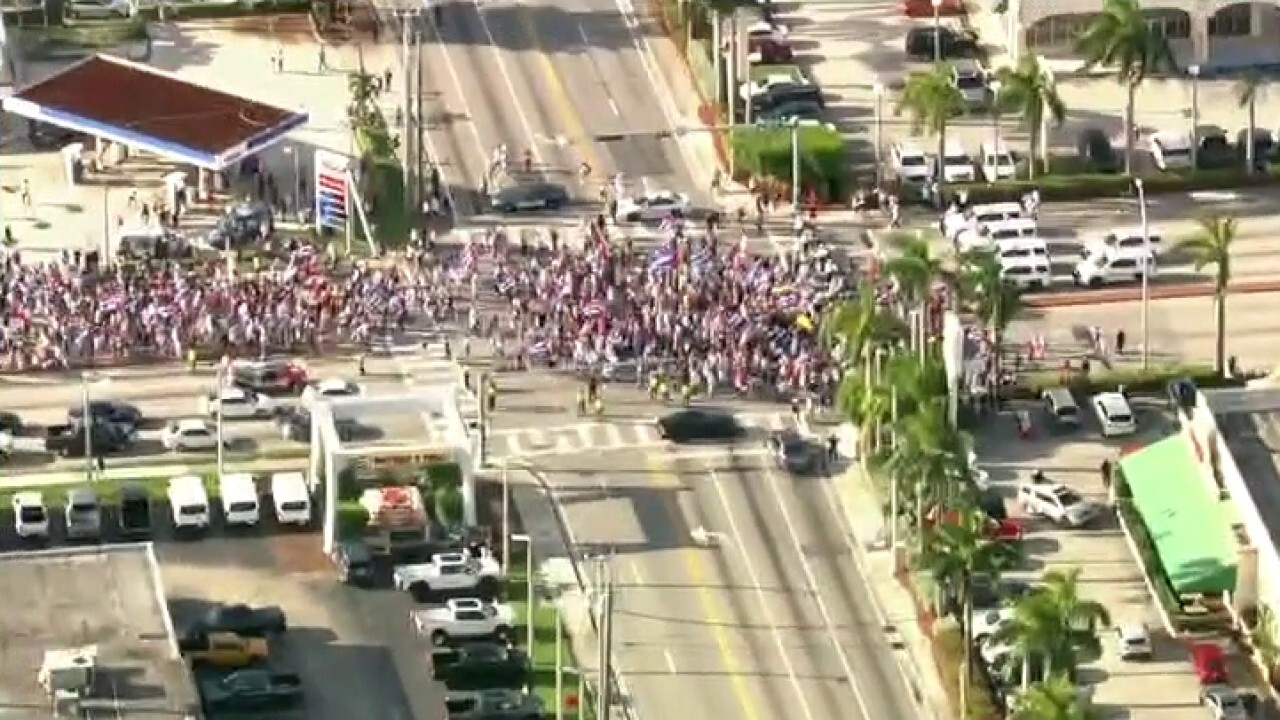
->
[219,473,260,526]
[1084,228,1164,258]
[943,201,1024,240]
[979,139,1017,182]
[958,217,1038,252]
[1000,256,1053,290]
[1150,131,1192,171]
[996,237,1051,264]
[167,475,211,530]
[271,472,312,526]
[1073,248,1156,287]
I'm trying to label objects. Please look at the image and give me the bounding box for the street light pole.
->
[501,459,511,570]
[931,0,943,64]
[554,603,564,720]
[1189,64,1201,171]
[989,78,1003,163]
[81,374,93,482]
[873,83,885,187]
[1135,178,1151,370]
[215,365,226,477]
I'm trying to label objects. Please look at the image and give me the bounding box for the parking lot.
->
[973,390,1266,718]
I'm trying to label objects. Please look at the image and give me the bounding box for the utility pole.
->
[596,553,615,720]
[477,372,489,466]
[554,603,564,720]
[400,13,415,219]
[414,25,426,214]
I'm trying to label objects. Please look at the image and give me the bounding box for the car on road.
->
[444,689,542,720]
[332,539,375,586]
[766,430,822,474]
[1017,481,1101,527]
[956,216,1038,253]
[1092,392,1138,437]
[904,25,975,60]
[892,141,933,183]
[66,0,133,19]
[1072,248,1156,287]
[412,598,516,646]
[200,386,275,419]
[1077,127,1121,173]
[185,603,288,640]
[1083,227,1163,258]
[1042,386,1083,429]
[275,407,357,443]
[943,201,1026,240]
[230,358,309,395]
[45,419,136,458]
[656,409,744,443]
[1200,684,1249,719]
[432,643,531,688]
[68,399,143,431]
[394,549,504,600]
[490,182,569,212]
[301,377,364,403]
[615,190,691,222]
[198,669,304,714]
[1114,622,1153,660]
[205,200,274,250]
[161,418,225,452]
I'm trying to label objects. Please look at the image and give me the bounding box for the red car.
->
[230,359,309,395]
[902,0,965,18]
[1191,642,1229,685]
[925,508,1025,543]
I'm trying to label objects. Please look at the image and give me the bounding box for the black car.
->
[186,603,287,639]
[432,643,531,688]
[1237,127,1274,166]
[332,539,375,585]
[275,407,357,443]
[445,689,542,720]
[490,182,569,212]
[207,201,274,249]
[199,669,304,714]
[1196,128,1235,170]
[751,82,825,113]
[1076,127,1120,173]
[68,400,143,430]
[766,430,821,474]
[656,409,743,443]
[904,26,975,61]
[0,411,22,435]
[758,100,824,125]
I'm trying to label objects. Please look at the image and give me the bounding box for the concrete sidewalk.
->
[828,423,956,720]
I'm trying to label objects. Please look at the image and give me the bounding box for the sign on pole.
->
[314,149,350,233]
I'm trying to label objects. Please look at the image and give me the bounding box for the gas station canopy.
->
[2,54,308,170]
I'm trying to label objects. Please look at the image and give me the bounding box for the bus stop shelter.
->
[1,53,308,170]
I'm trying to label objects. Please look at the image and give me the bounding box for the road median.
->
[1024,278,1280,308]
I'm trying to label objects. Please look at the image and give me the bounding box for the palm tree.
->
[347,71,382,130]
[915,509,1020,712]
[995,55,1067,178]
[1176,214,1237,375]
[1039,567,1112,668]
[897,66,965,197]
[820,285,905,368]
[1012,675,1099,720]
[995,589,1061,688]
[958,249,1023,382]
[1237,72,1272,174]
[886,233,947,309]
[1075,0,1175,175]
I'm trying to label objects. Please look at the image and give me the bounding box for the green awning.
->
[1120,436,1237,595]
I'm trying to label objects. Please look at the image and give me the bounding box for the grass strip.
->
[507,565,598,720]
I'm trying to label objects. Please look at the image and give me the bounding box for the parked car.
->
[412,598,516,646]
[490,182,569,212]
[904,25,975,60]
[901,0,964,17]
[178,631,270,668]
[184,603,288,640]
[431,643,531,688]
[1200,684,1249,720]
[275,407,357,443]
[1149,130,1193,171]
[301,377,363,403]
[393,549,505,601]
[745,21,793,63]
[615,190,691,222]
[1191,642,1229,684]
[444,689,542,720]
[332,539,375,586]
[198,669,304,714]
[13,491,49,539]
[66,0,133,19]
[1077,127,1120,173]
[64,486,102,540]
[1237,127,1273,166]
[1114,623,1153,660]
[656,409,743,443]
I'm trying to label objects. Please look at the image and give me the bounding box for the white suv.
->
[199,386,274,419]
[1017,482,1100,527]
[892,142,932,182]
[161,418,223,452]
[1092,392,1137,437]
[13,491,49,539]
[1073,248,1156,287]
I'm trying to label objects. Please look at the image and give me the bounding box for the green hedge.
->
[950,164,1280,205]
[336,501,368,540]
[354,121,409,249]
[1010,363,1252,400]
[148,0,311,20]
[731,125,851,202]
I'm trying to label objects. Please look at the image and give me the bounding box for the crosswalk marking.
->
[487,412,794,460]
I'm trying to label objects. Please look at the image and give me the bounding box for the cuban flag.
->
[584,300,607,319]
[648,247,677,274]
[691,246,714,275]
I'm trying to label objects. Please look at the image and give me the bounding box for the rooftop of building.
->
[0,545,198,720]
[322,383,474,453]
[1205,387,1280,549]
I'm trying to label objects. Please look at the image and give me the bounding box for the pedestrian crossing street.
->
[488,410,796,459]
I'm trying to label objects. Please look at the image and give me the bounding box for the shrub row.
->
[946,164,1280,205]
[730,125,852,203]
[931,627,1002,720]
[1009,363,1251,400]
[6,0,310,28]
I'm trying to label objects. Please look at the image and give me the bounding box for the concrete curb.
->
[0,455,308,489]
[1024,278,1280,308]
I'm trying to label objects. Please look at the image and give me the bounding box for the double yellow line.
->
[644,450,764,720]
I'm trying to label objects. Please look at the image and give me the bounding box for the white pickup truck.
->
[393,550,504,600]
[411,598,516,646]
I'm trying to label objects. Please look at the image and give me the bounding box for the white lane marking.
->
[628,560,645,585]
[576,21,622,119]
[608,98,621,117]
[472,0,546,161]
[761,463,876,720]
[707,465,817,720]
[663,648,678,674]
[421,11,487,214]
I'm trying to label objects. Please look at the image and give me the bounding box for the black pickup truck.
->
[44,420,135,458]
[199,669,303,713]
[432,643,530,688]
[445,689,542,720]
